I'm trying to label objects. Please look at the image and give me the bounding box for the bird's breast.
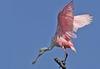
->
[55,36,71,48]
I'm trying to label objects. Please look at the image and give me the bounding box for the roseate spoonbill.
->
[32,0,93,64]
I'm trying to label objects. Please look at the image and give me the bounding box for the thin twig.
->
[54,57,66,69]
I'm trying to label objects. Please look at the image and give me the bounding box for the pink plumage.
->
[54,0,92,50]
[56,0,74,36]
[32,0,93,65]
[54,0,76,51]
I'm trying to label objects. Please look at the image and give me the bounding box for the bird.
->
[32,0,93,64]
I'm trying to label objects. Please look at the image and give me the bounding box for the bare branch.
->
[54,57,66,69]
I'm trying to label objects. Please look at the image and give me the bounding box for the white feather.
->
[73,14,93,32]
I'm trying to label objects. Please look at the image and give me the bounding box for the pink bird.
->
[32,0,93,64]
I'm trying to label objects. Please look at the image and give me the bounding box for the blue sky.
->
[0,0,100,69]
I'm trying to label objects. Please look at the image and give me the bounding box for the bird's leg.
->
[32,41,55,64]
[62,48,68,64]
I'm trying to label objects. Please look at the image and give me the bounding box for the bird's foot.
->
[54,57,66,69]
[61,60,66,65]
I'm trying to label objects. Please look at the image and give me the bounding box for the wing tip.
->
[73,14,93,32]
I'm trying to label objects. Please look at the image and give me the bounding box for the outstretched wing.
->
[56,0,74,36]
[73,14,93,32]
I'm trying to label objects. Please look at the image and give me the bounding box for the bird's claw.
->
[54,57,66,69]
[61,60,66,65]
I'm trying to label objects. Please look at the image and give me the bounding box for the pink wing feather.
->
[56,0,74,36]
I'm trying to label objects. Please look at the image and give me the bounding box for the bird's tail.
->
[70,46,77,53]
